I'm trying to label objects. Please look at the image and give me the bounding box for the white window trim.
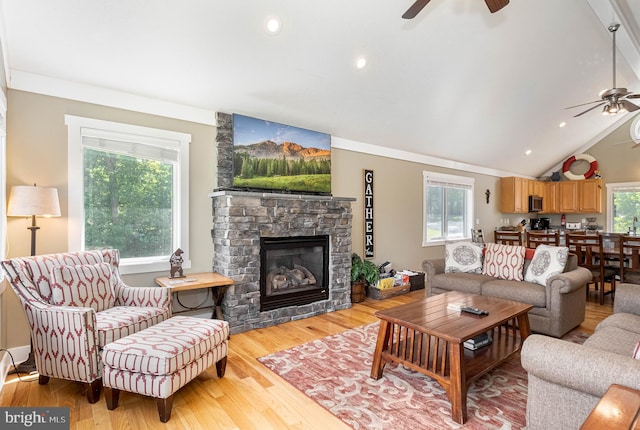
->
[422,171,475,247]
[0,94,6,289]
[65,115,191,274]
[606,181,640,232]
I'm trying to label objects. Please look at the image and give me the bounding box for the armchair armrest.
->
[114,281,172,310]
[614,283,640,316]
[521,334,640,398]
[27,303,100,382]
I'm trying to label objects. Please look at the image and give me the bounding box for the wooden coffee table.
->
[370,291,532,424]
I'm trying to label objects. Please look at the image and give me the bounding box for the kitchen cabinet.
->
[578,179,603,213]
[500,177,602,214]
[542,182,558,213]
[500,177,529,213]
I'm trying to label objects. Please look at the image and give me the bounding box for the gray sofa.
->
[422,253,592,337]
[521,283,640,430]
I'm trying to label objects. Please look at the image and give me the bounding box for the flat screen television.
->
[232,114,331,194]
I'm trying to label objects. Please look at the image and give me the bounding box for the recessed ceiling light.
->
[525,149,532,156]
[355,57,367,70]
[559,122,567,128]
[265,16,282,34]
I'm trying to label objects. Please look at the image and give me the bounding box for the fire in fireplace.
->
[260,235,330,312]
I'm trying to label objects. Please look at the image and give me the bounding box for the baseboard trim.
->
[0,345,30,394]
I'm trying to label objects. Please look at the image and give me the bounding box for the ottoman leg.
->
[216,356,227,378]
[157,395,174,423]
[38,375,49,385]
[104,387,120,410]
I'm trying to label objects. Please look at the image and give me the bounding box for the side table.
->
[154,272,234,320]
[580,384,640,430]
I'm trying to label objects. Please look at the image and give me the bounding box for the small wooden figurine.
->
[169,248,185,278]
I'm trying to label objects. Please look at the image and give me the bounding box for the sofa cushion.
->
[445,242,483,274]
[482,243,526,281]
[430,272,493,295]
[583,325,640,357]
[524,245,569,286]
[96,306,171,347]
[481,278,546,307]
[595,312,640,334]
[50,262,115,312]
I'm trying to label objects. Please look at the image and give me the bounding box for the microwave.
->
[528,195,543,212]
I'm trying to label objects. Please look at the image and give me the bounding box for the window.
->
[423,171,474,246]
[66,115,191,274]
[606,182,640,233]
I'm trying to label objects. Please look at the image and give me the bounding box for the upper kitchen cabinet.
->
[500,177,529,213]
[578,178,602,213]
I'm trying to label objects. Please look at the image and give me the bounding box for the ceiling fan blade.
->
[621,100,640,112]
[485,0,509,13]
[573,102,605,118]
[402,0,431,19]
[564,100,604,109]
[624,93,640,99]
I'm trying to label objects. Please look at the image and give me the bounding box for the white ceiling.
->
[1,0,640,178]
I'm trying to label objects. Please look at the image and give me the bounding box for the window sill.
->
[119,258,192,275]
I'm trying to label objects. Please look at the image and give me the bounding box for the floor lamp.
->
[7,184,61,374]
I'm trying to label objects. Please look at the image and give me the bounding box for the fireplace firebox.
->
[260,235,330,312]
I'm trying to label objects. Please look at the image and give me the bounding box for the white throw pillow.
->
[445,242,483,274]
[524,245,569,286]
[482,243,526,281]
[50,263,115,312]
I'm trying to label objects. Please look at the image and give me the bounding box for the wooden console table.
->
[581,384,640,430]
[154,272,234,320]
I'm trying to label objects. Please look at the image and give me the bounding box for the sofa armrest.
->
[521,334,640,398]
[546,266,591,295]
[422,258,445,295]
[614,283,640,316]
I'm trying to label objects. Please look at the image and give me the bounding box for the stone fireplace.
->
[211,112,355,334]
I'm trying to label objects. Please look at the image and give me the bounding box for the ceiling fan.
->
[402,0,509,19]
[566,24,640,118]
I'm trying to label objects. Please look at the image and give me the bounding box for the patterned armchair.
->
[1,249,172,403]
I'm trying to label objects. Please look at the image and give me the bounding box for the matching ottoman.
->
[102,316,229,422]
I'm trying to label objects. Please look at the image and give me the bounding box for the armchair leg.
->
[104,387,120,410]
[86,379,102,403]
[157,395,174,423]
[38,375,49,385]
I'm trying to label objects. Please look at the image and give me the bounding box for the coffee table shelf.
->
[370,291,532,424]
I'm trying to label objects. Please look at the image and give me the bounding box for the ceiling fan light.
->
[618,102,627,113]
[602,105,610,115]
[608,103,619,115]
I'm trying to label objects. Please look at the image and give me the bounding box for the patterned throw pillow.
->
[50,263,115,312]
[524,245,569,286]
[482,243,526,281]
[445,242,484,274]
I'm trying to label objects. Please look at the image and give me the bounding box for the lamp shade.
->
[7,185,61,217]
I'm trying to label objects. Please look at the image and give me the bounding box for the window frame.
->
[65,115,191,274]
[422,171,474,247]
[606,181,640,233]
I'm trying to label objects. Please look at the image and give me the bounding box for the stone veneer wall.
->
[210,191,355,334]
[212,111,356,334]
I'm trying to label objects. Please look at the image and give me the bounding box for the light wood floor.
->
[0,289,613,430]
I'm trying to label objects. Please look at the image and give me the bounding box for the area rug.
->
[258,323,589,430]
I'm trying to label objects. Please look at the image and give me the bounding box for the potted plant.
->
[350,253,380,303]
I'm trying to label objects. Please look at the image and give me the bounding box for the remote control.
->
[461,306,489,316]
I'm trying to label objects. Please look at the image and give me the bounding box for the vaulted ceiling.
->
[1,0,639,178]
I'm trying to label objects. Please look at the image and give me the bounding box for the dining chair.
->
[471,229,485,244]
[600,232,624,276]
[566,233,616,305]
[620,235,640,285]
[493,230,523,246]
[526,230,560,248]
